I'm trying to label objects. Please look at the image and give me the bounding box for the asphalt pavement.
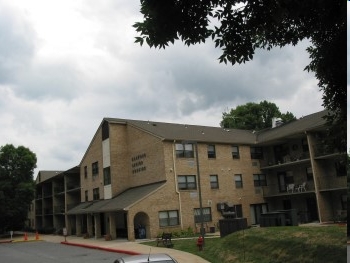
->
[2,232,212,263]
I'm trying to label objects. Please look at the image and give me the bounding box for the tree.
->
[133,0,346,151]
[221,100,295,130]
[0,144,37,232]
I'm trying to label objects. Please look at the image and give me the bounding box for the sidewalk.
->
[5,232,211,263]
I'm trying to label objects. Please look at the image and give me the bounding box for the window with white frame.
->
[159,210,179,227]
[207,145,216,158]
[232,146,240,159]
[194,207,212,223]
[103,167,111,185]
[175,143,194,158]
[178,175,197,190]
[210,175,219,189]
[234,174,243,188]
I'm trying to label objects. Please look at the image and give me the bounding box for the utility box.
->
[219,218,247,237]
[260,209,298,227]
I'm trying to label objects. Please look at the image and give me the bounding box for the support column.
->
[127,213,135,241]
[87,214,93,236]
[76,215,82,236]
[109,213,116,239]
[94,214,101,238]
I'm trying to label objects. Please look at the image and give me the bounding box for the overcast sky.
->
[1,0,342,177]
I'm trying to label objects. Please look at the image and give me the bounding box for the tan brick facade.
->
[32,111,347,240]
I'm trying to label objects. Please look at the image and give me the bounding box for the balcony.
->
[317,176,346,191]
[313,144,340,158]
[262,183,315,197]
[260,155,310,170]
[66,183,80,191]
[54,205,65,214]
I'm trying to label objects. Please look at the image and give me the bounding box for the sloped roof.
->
[36,170,63,183]
[256,110,327,144]
[105,118,257,144]
[104,110,327,145]
[67,181,166,214]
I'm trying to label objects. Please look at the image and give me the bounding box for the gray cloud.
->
[0,0,327,175]
[0,3,37,84]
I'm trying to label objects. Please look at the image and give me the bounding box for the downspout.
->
[172,140,183,229]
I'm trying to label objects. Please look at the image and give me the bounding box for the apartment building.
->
[32,110,346,240]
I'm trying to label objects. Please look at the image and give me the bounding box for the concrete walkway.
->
[4,232,212,263]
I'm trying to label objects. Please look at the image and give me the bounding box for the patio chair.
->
[297,182,307,192]
[286,184,295,193]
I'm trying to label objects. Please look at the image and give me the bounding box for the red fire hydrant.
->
[197,236,204,251]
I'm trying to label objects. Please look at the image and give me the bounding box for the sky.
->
[1,0,339,177]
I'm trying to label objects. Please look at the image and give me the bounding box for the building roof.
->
[36,170,63,183]
[105,118,257,144]
[256,110,328,145]
[67,181,166,214]
[104,110,328,145]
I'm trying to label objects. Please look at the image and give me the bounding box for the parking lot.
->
[0,241,127,263]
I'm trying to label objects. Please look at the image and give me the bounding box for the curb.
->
[61,241,140,255]
[0,240,13,243]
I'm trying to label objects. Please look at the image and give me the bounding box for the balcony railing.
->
[317,176,346,191]
[54,205,65,214]
[67,203,80,211]
[43,208,53,215]
[67,183,80,191]
[313,144,338,157]
[262,183,315,197]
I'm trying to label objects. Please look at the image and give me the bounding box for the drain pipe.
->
[172,140,183,229]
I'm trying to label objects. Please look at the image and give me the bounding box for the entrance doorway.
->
[133,212,150,239]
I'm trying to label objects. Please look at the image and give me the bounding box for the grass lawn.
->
[142,225,347,263]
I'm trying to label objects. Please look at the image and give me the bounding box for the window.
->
[92,162,99,176]
[234,174,243,188]
[178,175,197,190]
[85,190,88,202]
[159,210,179,227]
[104,167,111,185]
[210,175,219,189]
[302,138,309,152]
[253,174,267,186]
[250,147,263,159]
[175,143,194,158]
[207,145,216,158]
[306,167,313,181]
[102,121,109,140]
[232,146,240,159]
[84,166,88,179]
[194,207,212,223]
[93,188,100,200]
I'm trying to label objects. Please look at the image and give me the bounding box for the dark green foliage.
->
[134,0,346,151]
[0,144,37,232]
[221,100,295,130]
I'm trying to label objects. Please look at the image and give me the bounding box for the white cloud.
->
[0,0,328,177]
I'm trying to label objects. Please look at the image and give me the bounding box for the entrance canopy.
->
[67,181,165,215]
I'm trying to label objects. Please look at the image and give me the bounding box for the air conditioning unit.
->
[217,202,227,212]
